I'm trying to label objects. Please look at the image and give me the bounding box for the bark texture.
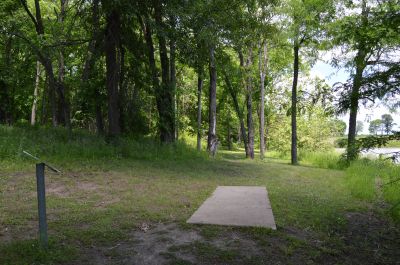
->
[31,61,41,125]
[154,0,175,143]
[197,66,204,151]
[82,0,103,134]
[105,9,121,138]
[243,48,254,159]
[291,44,299,165]
[207,46,217,153]
[259,42,268,159]
[347,0,368,161]
[224,72,248,156]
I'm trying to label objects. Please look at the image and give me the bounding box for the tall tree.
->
[81,0,103,134]
[244,47,255,159]
[207,46,218,153]
[19,0,71,129]
[153,0,175,143]
[369,119,382,135]
[223,70,249,156]
[104,9,121,138]
[382,114,394,135]
[332,0,400,160]
[31,61,41,125]
[258,41,268,159]
[284,0,333,164]
[197,65,204,151]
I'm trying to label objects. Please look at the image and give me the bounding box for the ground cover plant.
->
[1,127,399,264]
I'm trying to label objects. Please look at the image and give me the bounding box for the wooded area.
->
[1,1,400,264]
[0,0,399,162]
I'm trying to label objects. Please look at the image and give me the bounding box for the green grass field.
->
[1,126,399,264]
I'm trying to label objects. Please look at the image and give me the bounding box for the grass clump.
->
[345,159,378,201]
[299,151,344,170]
[0,239,77,265]
[0,125,207,169]
[344,159,400,221]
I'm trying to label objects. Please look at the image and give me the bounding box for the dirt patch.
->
[73,211,400,265]
[47,182,71,198]
[77,181,100,191]
[0,220,37,245]
[336,211,400,265]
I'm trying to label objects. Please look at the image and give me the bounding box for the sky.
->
[310,56,400,135]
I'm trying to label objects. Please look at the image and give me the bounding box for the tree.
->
[331,0,400,160]
[284,0,334,165]
[104,7,121,138]
[207,45,217,153]
[19,0,71,129]
[153,0,175,143]
[381,114,395,135]
[369,119,382,135]
[356,120,364,136]
[258,41,268,159]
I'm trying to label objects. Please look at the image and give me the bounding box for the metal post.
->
[36,163,48,248]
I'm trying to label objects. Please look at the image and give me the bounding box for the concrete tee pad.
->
[187,186,276,229]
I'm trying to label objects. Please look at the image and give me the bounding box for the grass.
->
[0,125,399,264]
[344,159,400,220]
[385,140,400,148]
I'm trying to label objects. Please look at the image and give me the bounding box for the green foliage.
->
[369,119,383,135]
[381,114,395,135]
[0,125,207,166]
[331,119,346,137]
[268,107,337,154]
[345,159,400,221]
[345,159,378,201]
[334,137,347,148]
[299,151,345,170]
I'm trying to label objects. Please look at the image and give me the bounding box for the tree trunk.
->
[207,46,218,154]
[245,48,254,159]
[197,66,204,151]
[224,72,249,156]
[82,0,102,134]
[0,36,12,124]
[31,60,41,125]
[291,44,299,165]
[139,14,160,135]
[105,9,121,138]
[227,109,232,150]
[82,0,100,81]
[94,88,104,134]
[346,0,368,161]
[119,45,126,133]
[170,16,177,140]
[40,73,48,124]
[259,42,268,159]
[154,0,175,143]
[57,0,71,130]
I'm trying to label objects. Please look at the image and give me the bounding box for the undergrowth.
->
[0,125,208,167]
[345,159,400,221]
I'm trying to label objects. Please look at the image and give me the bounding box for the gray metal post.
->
[36,163,48,248]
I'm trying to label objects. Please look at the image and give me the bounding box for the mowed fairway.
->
[1,151,399,264]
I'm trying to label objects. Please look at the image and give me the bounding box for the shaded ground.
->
[75,213,400,265]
